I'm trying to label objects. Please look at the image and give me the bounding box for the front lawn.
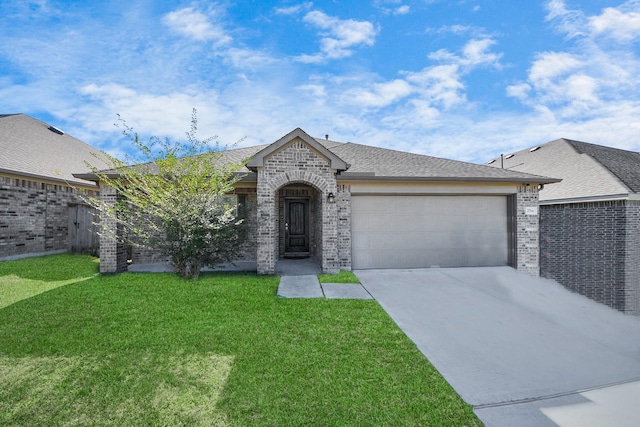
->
[0,254,480,426]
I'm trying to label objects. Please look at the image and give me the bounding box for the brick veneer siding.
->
[99,183,127,273]
[336,184,351,269]
[540,200,640,315]
[0,176,96,258]
[625,201,640,314]
[516,185,541,275]
[126,189,258,266]
[255,138,339,274]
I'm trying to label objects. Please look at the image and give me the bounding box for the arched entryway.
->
[278,183,322,260]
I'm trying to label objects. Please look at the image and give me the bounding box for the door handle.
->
[285,222,289,232]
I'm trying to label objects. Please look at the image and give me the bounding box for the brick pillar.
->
[321,185,340,274]
[99,183,127,273]
[516,185,540,276]
[256,170,276,275]
[336,184,352,270]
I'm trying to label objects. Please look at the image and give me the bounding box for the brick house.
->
[91,128,557,276]
[487,139,640,315]
[0,114,104,259]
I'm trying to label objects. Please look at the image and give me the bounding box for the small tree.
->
[86,110,247,279]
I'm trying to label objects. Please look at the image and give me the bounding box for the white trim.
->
[539,193,639,205]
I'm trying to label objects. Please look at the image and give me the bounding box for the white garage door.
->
[351,195,508,269]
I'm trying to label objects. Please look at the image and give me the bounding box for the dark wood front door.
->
[285,198,309,254]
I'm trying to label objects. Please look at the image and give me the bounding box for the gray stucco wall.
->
[540,200,639,315]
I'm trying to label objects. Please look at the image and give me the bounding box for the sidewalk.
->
[277,275,372,300]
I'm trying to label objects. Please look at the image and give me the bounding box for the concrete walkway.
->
[355,267,640,427]
[277,275,372,300]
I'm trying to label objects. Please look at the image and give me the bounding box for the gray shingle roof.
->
[0,114,108,187]
[566,139,640,193]
[486,138,639,201]
[220,136,553,183]
[330,142,553,182]
[79,129,557,184]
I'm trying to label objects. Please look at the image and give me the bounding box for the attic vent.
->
[486,159,496,164]
[529,146,541,152]
[48,125,65,135]
[505,154,514,159]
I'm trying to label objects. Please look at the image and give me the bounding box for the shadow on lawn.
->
[0,253,99,281]
[0,253,99,309]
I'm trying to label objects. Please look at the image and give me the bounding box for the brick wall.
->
[125,189,259,265]
[256,138,338,274]
[0,176,96,258]
[624,201,640,315]
[540,200,639,314]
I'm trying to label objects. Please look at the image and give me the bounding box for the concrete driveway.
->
[355,267,640,427]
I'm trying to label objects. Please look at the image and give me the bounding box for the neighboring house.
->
[486,138,640,315]
[0,114,105,259]
[86,128,557,277]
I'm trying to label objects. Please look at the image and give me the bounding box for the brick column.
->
[99,183,127,273]
[336,184,352,270]
[256,170,276,274]
[321,185,340,274]
[516,185,540,276]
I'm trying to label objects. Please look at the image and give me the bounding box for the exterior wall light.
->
[327,192,336,203]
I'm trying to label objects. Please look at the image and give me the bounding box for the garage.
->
[351,195,509,269]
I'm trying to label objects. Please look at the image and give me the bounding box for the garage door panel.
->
[351,195,508,269]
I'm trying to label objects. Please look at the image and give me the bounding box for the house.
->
[0,114,105,259]
[87,128,558,276]
[486,138,640,315]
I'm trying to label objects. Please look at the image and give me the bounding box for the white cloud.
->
[428,38,502,69]
[2,0,640,168]
[344,79,414,108]
[544,0,588,39]
[162,6,231,44]
[505,0,640,147]
[506,82,531,100]
[405,64,465,109]
[528,51,582,84]
[461,38,502,67]
[296,10,378,63]
[296,84,327,98]
[224,47,280,69]
[274,2,313,15]
[394,5,410,15]
[589,6,640,42]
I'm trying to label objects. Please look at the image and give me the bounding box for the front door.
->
[285,198,310,254]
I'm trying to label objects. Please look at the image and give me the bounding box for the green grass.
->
[317,269,361,283]
[0,253,99,309]
[0,254,480,426]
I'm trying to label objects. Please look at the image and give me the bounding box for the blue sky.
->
[1,0,639,163]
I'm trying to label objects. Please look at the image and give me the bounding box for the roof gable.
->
[246,128,349,172]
